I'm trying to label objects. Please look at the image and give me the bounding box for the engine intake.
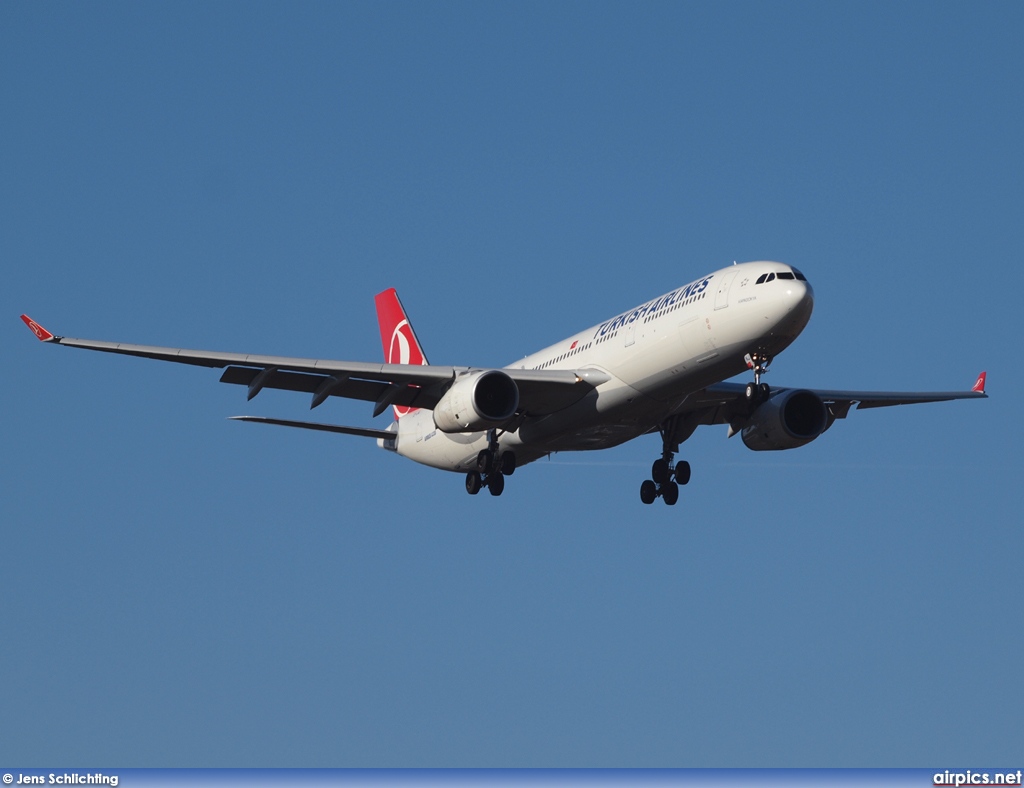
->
[432,370,519,433]
[741,389,829,451]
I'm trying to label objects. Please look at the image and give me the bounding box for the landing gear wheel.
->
[640,415,693,506]
[469,431,513,498]
[476,449,495,474]
[744,353,773,405]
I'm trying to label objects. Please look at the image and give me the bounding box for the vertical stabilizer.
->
[374,288,429,419]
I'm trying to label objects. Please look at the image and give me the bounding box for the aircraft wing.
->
[668,372,988,432]
[20,315,606,417]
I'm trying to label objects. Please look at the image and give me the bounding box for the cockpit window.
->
[791,267,807,281]
[766,272,775,282]
[755,273,768,285]
[777,271,795,280]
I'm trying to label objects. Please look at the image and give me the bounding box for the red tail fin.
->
[374,288,429,419]
[972,371,987,394]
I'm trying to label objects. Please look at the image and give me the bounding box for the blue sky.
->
[2,0,1022,767]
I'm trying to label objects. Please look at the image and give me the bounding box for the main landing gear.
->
[640,418,691,506]
[465,430,516,497]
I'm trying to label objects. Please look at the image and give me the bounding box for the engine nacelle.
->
[741,389,829,451]
[432,370,519,433]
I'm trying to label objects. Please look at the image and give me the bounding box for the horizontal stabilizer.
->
[229,416,394,440]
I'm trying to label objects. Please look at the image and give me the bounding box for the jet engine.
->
[741,389,829,451]
[432,370,519,433]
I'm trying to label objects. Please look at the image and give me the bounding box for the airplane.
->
[21,260,987,504]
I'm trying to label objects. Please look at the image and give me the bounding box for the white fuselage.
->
[389,261,815,472]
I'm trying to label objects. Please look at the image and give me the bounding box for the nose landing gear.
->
[465,429,516,497]
[744,353,772,406]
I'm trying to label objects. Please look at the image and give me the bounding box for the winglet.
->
[972,371,987,394]
[20,314,55,342]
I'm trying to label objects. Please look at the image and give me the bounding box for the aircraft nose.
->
[784,277,814,324]
[792,278,813,304]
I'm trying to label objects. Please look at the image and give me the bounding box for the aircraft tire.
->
[652,459,670,484]
[488,473,505,496]
[500,452,517,476]
[662,481,679,506]
[674,461,691,485]
[640,480,657,505]
[477,449,494,474]
[466,471,483,495]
